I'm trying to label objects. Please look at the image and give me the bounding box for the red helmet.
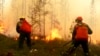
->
[76,16,83,21]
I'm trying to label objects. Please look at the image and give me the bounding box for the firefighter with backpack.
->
[70,16,93,56]
[63,16,93,56]
[16,18,32,49]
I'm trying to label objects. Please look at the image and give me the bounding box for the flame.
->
[0,21,5,33]
[46,28,62,41]
[0,25,4,33]
[91,39,97,45]
[31,35,39,40]
[34,36,38,40]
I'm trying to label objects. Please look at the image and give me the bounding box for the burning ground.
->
[0,34,100,56]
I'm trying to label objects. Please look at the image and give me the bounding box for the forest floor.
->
[0,34,100,56]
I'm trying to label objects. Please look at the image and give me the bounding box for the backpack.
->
[20,20,31,33]
[75,24,88,40]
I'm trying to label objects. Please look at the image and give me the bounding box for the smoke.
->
[1,0,100,44]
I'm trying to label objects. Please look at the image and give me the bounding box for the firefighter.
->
[69,16,93,56]
[16,18,32,49]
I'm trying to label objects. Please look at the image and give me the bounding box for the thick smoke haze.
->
[0,0,100,43]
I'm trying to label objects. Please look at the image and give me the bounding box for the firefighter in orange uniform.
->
[16,18,32,49]
[69,16,93,56]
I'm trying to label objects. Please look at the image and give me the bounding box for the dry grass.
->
[0,34,100,56]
